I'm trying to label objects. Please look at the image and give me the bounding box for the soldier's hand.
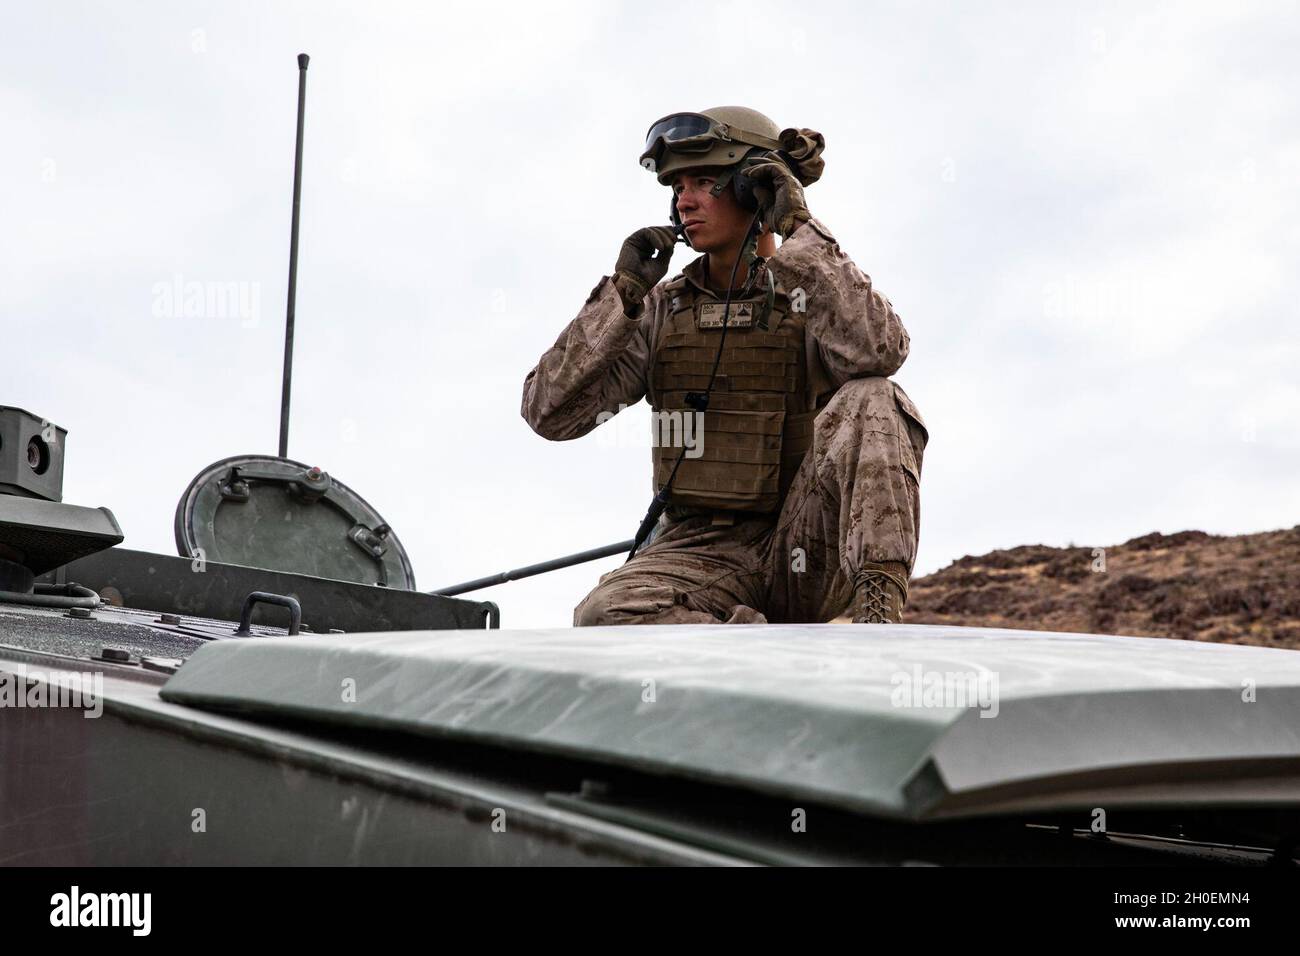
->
[745,159,812,239]
[613,225,678,314]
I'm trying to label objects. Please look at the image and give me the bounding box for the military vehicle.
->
[3,399,1299,866]
[4,56,1298,868]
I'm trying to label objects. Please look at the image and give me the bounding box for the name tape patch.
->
[697,300,760,329]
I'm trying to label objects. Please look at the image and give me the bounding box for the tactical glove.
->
[613,225,677,314]
[745,159,813,239]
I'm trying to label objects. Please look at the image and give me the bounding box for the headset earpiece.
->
[731,155,763,212]
[732,149,796,214]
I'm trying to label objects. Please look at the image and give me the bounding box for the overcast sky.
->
[3,1,1297,627]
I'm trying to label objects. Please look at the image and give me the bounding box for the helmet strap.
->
[708,166,738,199]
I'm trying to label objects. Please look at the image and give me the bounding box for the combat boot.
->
[850,561,910,624]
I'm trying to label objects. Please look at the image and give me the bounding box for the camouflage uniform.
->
[522,217,928,625]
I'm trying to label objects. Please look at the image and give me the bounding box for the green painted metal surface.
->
[161,624,1300,820]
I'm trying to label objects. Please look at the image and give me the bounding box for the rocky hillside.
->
[905,526,1300,649]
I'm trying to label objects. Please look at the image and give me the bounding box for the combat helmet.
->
[639,106,783,186]
[640,106,786,241]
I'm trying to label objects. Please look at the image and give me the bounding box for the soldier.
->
[522,106,928,625]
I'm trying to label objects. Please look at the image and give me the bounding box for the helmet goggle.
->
[640,112,730,169]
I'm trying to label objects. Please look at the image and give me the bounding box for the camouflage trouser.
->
[573,377,928,625]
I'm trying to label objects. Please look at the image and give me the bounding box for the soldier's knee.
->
[574,574,718,626]
[573,575,668,626]
[816,377,902,441]
[573,585,619,627]
[824,376,895,415]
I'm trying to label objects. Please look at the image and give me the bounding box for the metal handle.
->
[235,591,302,636]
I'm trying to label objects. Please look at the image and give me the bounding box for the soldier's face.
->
[672,170,753,253]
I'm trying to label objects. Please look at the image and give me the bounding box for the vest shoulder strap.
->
[663,275,693,314]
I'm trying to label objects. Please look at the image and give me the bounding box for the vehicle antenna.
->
[279,53,310,458]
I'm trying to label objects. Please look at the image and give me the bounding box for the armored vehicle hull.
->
[4,606,1299,865]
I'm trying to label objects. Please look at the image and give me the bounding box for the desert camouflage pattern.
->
[522,217,928,624]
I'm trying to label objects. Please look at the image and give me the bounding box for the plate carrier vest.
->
[650,270,838,514]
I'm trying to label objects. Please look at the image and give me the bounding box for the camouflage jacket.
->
[521,217,915,442]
